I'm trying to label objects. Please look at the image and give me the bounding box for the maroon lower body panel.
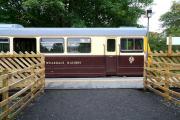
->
[106,56,117,75]
[45,56,106,77]
[117,56,144,76]
[45,55,144,78]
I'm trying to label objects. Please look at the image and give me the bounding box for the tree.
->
[0,0,24,25]
[160,1,180,36]
[149,32,167,52]
[149,32,180,52]
[159,1,180,51]
[0,0,153,27]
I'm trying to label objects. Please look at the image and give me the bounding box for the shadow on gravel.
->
[16,89,180,120]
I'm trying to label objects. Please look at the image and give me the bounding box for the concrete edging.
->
[45,77,144,89]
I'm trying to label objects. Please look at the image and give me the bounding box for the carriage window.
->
[128,39,134,50]
[135,39,143,50]
[0,38,9,52]
[107,39,115,52]
[67,38,91,53]
[121,38,143,52]
[40,38,64,53]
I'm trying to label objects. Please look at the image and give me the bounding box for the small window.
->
[67,38,91,53]
[121,38,143,52]
[107,39,115,52]
[0,38,9,52]
[121,39,128,50]
[40,38,64,53]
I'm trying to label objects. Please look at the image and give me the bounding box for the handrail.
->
[103,44,106,56]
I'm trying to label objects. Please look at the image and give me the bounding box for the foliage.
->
[160,1,180,36]
[153,1,180,52]
[0,0,153,27]
[149,32,180,52]
[149,32,167,52]
[150,1,180,52]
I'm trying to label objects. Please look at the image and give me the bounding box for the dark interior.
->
[13,38,36,53]
[107,39,115,52]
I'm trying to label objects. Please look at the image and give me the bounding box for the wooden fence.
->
[144,51,180,105]
[0,52,45,120]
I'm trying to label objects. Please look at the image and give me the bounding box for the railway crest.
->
[129,56,135,64]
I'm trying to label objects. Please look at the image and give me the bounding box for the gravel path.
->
[16,89,180,120]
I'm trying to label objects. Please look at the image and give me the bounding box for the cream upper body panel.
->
[0,35,146,55]
[0,27,147,55]
[40,35,145,56]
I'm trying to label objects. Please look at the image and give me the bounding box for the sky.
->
[138,0,178,33]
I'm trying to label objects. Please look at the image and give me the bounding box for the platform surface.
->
[45,77,144,89]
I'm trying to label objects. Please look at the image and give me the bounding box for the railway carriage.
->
[0,24,150,77]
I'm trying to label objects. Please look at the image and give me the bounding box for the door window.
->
[107,39,115,52]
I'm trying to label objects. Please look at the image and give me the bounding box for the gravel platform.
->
[16,89,180,120]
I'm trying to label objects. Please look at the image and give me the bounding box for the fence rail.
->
[0,52,45,120]
[144,51,180,105]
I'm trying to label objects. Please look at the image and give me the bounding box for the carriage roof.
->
[0,24,24,28]
[0,24,147,36]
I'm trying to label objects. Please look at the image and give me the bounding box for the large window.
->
[67,38,91,53]
[13,38,36,53]
[40,38,64,53]
[121,38,143,52]
[0,38,9,52]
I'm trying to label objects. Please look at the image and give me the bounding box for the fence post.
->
[40,55,45,92]
[164,64,170,101]
[31,67,35,98]
[143,61,148,90]
[168,36,172,56]
[2,70,9,120]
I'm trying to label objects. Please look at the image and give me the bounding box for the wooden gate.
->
[0,52,45,120]
[144,51,180,105]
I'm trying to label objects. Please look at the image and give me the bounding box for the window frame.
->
[40,38,65,53]
[67,37,91,53]
[120,38,144,53]
[0,37,10,52]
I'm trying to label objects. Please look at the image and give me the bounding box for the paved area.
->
[45,77,143,89]
[16,89,180,120]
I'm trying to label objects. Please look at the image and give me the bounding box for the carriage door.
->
[117,38,144,76]
[106,39,117,75]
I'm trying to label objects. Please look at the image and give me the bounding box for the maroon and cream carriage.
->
[0,24,148,77]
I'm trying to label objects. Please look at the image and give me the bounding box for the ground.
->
[16,89,180,120]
